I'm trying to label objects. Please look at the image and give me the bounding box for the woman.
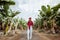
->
[27,17,33,40]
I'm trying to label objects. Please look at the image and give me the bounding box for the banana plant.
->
[0,0,20,35]
[18,18,27,30]
[36,4,60,33]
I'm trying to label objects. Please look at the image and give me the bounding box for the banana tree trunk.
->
[15,22,18,30]
[43,20,47,30]
[51,19,56,34]
[37,24,40,30]
[20,25,23,30]
[5,22,13,35]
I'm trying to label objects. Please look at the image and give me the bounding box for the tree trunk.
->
[37,25,40,30]
[20,25,23,30]
[5,22,13,35]
[51,19,56,34]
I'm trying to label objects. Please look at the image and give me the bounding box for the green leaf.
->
[41,5,47,12]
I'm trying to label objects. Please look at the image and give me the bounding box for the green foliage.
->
[0,0,15,17]
[34,4,60,32]
[9,9,20,17]
[52,3,60,12]
[0,0,20,35]
[18,18,27,29]
[41,6,47,12]
[34,18,43,29]
[0,1,15,5]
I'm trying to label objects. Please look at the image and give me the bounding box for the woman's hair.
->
[29,17,31,19]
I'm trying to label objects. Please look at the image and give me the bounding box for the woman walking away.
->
[27,17,33,40]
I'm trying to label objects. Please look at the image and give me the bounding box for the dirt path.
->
[0,30,59,40]
[7,31,44,40]
[9,31,50,40]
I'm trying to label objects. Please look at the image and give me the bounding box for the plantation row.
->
[0,0,27,35]
[0,0,60,35]
[34,4,60,34]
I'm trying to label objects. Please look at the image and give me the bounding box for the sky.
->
[10,0,60,21]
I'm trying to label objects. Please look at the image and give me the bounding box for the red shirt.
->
[27,20,33,29]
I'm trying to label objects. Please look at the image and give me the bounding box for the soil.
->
[0,30,60,40]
